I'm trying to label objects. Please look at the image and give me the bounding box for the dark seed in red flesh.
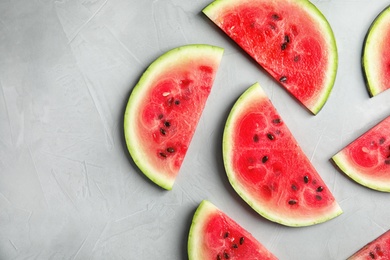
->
[174,100,180,105]
[316,195,322,201]
[304,176,309,183]
[240,237,245,245]
[284,35,290,43]
[253,134,259,142]
[294,55,300,62]
[224,232,229,238]
[379,137,385,144]
[369,252,375,259]
[279,76,287,83]
[224,252,229,259]
[291,184,298,191]
[272,118,281,124]
[385,159,390,165]
[232,244,238,249]
[281,43,287,50]
[164,121,171,127]
[159,152,167,158]
[288,199,297,205]
[272,14,280,20]
[262,156,269,163]
[158,114,163,119]
[316,186,324,192]
[167,147,175,153]
[217,255,222,260]
[160,128,166,135]
[267,133,275,140]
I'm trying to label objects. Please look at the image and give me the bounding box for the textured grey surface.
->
[1,0,390,259]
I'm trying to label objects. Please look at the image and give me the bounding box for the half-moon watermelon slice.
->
[124,44,223,190]
[188,200,278,260]
[332,116,390,192]
[222,82,342,227]
[362,5,390,97]
[203,0,338,114]
[348,230,390,260]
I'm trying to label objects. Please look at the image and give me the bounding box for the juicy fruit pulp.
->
[362,5,390,97]
[348,230,390,260]
[124,45,223,190]
[332,116,390,192]
[203,0,338,114]
[223,83,342,226]
[188,200,278,260]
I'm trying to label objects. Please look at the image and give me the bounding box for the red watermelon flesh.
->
[203,0,338,114]
[362,5,390,97]
[348,230,390,260]
[124,45,223,190]
[332,116,390,192]
[188,200,278,260]
[223,83,342,226]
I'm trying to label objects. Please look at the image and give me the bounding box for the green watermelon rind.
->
[362,5,390,97]
[203,0,338,115]
[187,200,217,260]
[222,82,342,227]
[124,44,224,190]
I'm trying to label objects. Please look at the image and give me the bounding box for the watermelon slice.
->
[188,200,278,260]
[203,0,338,114]
[348,230,390,260]
[124,44,223,190]
[222,82,342,226]
[332,116,390,192]
[362,5,390,97]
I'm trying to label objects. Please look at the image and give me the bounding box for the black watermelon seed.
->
[217,255,222,260]
[167,97,174,106]
[379,137,386,144]
[232,244,238,249]
[158,114,164,119]
[224,252,230,259]
[288,199,297,205]
[167,147,175,153]
[160,128,166,135]
[316,186,324,192]
[267,133,275,140]
[294,55,300,62]
[159,152,167,158]
[272,14,280,20]
[369,252,375,259]
[281,42,287,50]
[262,156,269,163]
[279,76,287,83]
[174,100,180,105]
[316,195,322,201]
[164,121,171,127]
[253,134,259,143]
[240,237,245,245]
[385,159,390,165]
[224,232,229,238]
[304,176,309,183]
[291,184,298,191]
[284,35,290,43]
[272,118,281,124]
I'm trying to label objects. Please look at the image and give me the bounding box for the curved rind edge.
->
[187,200,216,260]
[362,4,390,97]
[124,44,224,190]
[203,0,338,115]
[222,82,342,227]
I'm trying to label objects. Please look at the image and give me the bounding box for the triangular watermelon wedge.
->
[332,116,390,192]
[203,0,338,114]
[188,200,278,260]
[223,82,342,226]
[348,230,390,259]
[124,44,223,190]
